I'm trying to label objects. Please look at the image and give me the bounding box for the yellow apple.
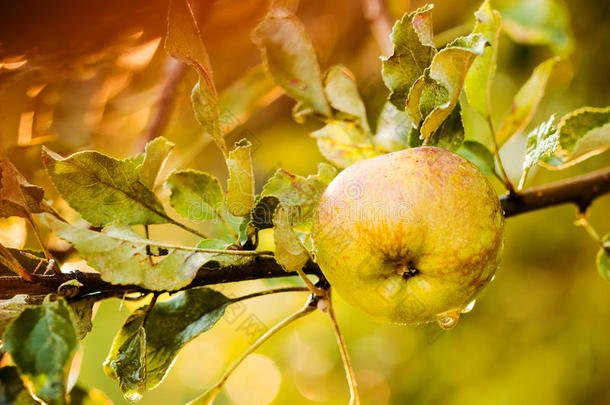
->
[312,147,504,326]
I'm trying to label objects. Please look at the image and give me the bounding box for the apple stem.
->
[327,290,361,405]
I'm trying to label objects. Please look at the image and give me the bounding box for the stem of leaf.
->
[294,266,327,297]
[486,115,516,194]
[327,291,360,405]
[26,215,59,273]
[187,297,317,405]
[575,211,603,247]
[165,216,208,239]
[228,287,311,305]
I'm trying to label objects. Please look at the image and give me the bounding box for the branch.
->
[501,167,610,217]
[0,256,322,301]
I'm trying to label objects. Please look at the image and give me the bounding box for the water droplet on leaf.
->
[436,312,460,330]
[461,299,476,313]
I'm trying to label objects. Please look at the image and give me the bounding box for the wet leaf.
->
[104,288,230,400]
[225,140,255,217]
[261,164,336,229]
[495,0,573,55]
[408,34,489,138]
[324,65,370,131]
[42,147,169,227]
[139,137,174,188]
[273,206,309,271]
[457,140,496,176]
[252,7,330,117]
[496,57,558,146]
[0,148,51,218]
[310,120,378,168]
[464,0,502,117]
[522,114,559,175]
[381,5,437,110]
[166,170,225,222]
[424,106,465,151]
[0,366,38,404]
[39,214,253,291]
[3,296,79,405]
[165,0,225,153]
[542,106,610,169]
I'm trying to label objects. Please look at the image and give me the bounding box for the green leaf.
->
[522,114,559,176]
[252,7,330,117]
[464,0,502,117]
[3,296,79,405]
[196,239,232,250]
[39,214,253,291]
[0,294,44,337]
[0,366,38,404]
[424,105,465,151]
[542,106,610,169]
[0,148,51,218]
[373,101,412,152]
[261,163,336,229]
[496,57,558,146]
[225,140,255,217]
[218,65,279,134]
[310,120,378,168]
[273,206,310,271]
[104,288,230,400]
[165,0,226,154]
[166,170,225,222]
[69,297,96,340]
[597,234,610,281]
[407,34,489,139]
[457,140,496,176]
[495,0,573,56]
[381,5,437,110]
[42,147,169,227]
[69,385,113,405]
[139,137,174,189]
[324,65,370,132]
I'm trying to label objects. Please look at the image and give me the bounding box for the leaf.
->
[42,147,169,227]
[218,65,280,134]
[0,248,47,278]
[495,0,573,56]
[424,105,465,151]
[381,5,437,110]
[104,288,230,399]
[541,106,610,169]
[273,206,310,271]
[324,65,370,132]
[69,385,113,405]
[310,120,378,168]
[407,34,489,138]
[39,214,253,291]
[225,140,255,217]
[464,0,502,117]
[0,294,44,336]
[69,297,96,340]
[139,137,174,189]
[165,0,226,153]
[496,57,558,146]
[0,366,38,404]
[373,101,412,152]
[166,170,225,222]
[0,148,51,218]
[597,234,610,281]
[252,7,330,117]
[195,239,232,250]
[3,296,79,404]
[457,140,496,176]
[261,163,336,229]
[522,114,559,175]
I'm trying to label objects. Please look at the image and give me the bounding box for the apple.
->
[312,147,504,326]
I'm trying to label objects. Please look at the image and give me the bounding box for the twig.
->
[327,290,360,405]
[186,296,317,405]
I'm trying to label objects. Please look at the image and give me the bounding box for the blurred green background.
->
[1,0,609,403]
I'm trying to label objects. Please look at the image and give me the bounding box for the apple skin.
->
[312,147,504,324]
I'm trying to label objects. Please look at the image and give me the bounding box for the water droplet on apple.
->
[125,390,143,402]
[490,274,496,282]
[461,300,476,313]
[436,312,460,330]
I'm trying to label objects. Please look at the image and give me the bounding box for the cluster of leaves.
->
[0,0,609,403]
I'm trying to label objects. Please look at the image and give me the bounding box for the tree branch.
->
[501,167,610,217]
[1,167,608,301]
